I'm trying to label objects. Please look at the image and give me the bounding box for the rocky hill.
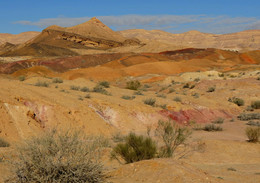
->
[1,18,141,57]
[0,31,40,45]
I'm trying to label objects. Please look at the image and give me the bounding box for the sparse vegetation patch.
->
[111,132,157,164]
[0,137,10,147]
[126,80,141,90]
[228,97,244,106]
[245,127,260,142]
[155,120,191,158]
[35,81,49,87]
[52,78,63,83]
[251,100,260,109]
[98,81,110,88]
[6,129,106,182]
[143,98,156,106]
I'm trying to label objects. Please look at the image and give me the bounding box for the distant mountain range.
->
[0,18,259,57]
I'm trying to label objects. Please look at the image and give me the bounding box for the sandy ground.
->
[0,69,259,182]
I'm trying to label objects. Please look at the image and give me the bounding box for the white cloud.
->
[14,14,260,34]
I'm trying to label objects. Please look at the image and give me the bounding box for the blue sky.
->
[1,0,259,34]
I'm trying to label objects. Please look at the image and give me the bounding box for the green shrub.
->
[251,101,260,109]
[6,129,106,183]
[18,75,26,81]
[245,127,260,142]
[155,120,191,158]
[70,85,80,90]
[52,78,63,83]
[121,95,135,100]
[228,97,244,106]
[35,81,49,87]
[156,94,166,98]
[126,80,141,90]
[0,137,10,147]
[80,87,90,92]
[203,124,223,131]
[212,117,224,124]
[143,98,156,106]
[111,132,157,164]
[238,113,260,121]
[207,86,215,92]
[173,96,182,102]
[98,81,110,88]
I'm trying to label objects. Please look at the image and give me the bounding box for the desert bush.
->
[212,117,224,124]
[183,83,190,88]
[218,73,224,77]
[78,97,84,101]
[227,167,237,171]
[6,129,106,183]
[246,106,254,111]
[52,78,63,83]
[18,76,26,81]
[126,80,141,90]
[192,93,200,98]
[156,94,166,98]
[189,84,195,89]
[155,120,191,158]
[245,127,260,142]
[246,121,260,127]
[121,95,135,100]
[143,84,151,88]
[159,86,167,92]
[228,97,244,106]
[257,77,260,80]
[70,85,80,90]
[92,85,110,95]
[80,87,90,92]
[35,81,49,87]
[143,98,156,106]
[203,124,223,131]
[133,90,143,95]
[173,96,182,102]
[251,100,260,109]
[238,113,260,121]
[160,104,167,110]
[168,88,175,93]
[98,81,110,88]
[111,132,157,164]
[194,78,200,82]
[207,86,215,92]
[85,94,91,99]
[0,137,10,147]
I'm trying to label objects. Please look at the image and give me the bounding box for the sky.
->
[0,0,259,34]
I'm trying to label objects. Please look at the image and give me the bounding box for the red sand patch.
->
[159,108,234,124]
